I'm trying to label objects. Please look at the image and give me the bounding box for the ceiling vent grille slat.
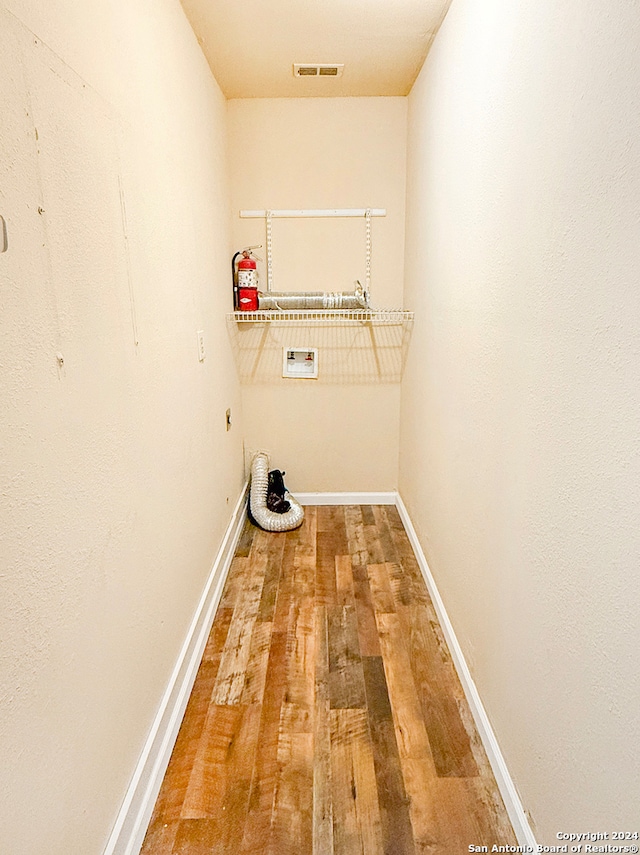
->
[293,63,344,78]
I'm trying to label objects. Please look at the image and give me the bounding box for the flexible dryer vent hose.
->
[249,452,304,532]
[258,282,370,311]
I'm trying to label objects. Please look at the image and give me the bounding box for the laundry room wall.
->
[227,97,408,492]
[0,1,243,852]
[400,0,640,838]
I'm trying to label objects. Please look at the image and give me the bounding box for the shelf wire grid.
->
[228,308,413,325]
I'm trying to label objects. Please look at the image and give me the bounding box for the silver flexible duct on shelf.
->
[258,282,370,311]
[249,452,304,532]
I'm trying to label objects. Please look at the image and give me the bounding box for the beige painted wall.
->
[400,0,640,837]
[227,97,407,492]
[0,1,244,852]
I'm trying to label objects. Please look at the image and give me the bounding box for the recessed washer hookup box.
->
[283,347,318,379]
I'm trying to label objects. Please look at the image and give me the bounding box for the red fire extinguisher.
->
[232,246,261,311]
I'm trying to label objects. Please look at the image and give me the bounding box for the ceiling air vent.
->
[293,63,344,78]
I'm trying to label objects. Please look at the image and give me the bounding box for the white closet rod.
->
[239,208,386,218]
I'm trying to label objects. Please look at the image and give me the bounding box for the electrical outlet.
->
[197,330,205,361]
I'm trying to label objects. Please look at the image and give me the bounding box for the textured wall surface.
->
[0,1,244,852]
[228,97,407,492]
[400,0,640,838]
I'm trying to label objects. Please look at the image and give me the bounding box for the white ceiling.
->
[180,0,453,99]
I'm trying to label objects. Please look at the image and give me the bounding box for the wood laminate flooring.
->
[141,505,517,855]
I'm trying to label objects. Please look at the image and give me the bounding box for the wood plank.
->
[235,516,256,558]
[202,607,233,661]
[317,506,349,554]
[375,612,434,764]
[344,505,369,567]
[394,594,479,778]
[139,818,179,855]
[257,533,285,622]
[383,506,429,603]
[293,506,317,602]
[316,530,339,606]
[367,562,397,615]
[277,505,315,605]
[181,703,260,820]
[351,564,381,657]
[411,604,480,779]
[360,504,376,525]
[328,604,366,709]
[240,630,288,854]
[272,527,301,635]
[383,504,404,531]
[335,553,355,606]
[142,657,221,830]
[330,708,384,855]
[362,505,386,565]
[217,556,249,610]
[250,595,315,854]
[375,611,440,852]
[268,730,314,855]
[282,596,316,732]
[364,525,386,565]
[401,758,440,854]
[313,605,333,855]
[380,512,481,778]
[316,504,333,532]
[210,546,269,704]
[432,778,517,852]
[171,818,218,855]
[363,656,416,855]
[219,708,263,842]
[385,560,415,610]
[372,505,400,563]
[295,504,317,565]
[240,619,272,705]
[422,690,479,779]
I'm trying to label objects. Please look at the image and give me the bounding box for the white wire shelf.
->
[227,309,414,325]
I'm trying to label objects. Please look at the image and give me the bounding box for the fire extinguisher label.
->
[238,289,258,311]
[238,270,258,288]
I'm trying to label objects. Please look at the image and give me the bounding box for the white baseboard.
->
[102,483,249,855]
[295,491,397,505]
[394,493,537,849]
